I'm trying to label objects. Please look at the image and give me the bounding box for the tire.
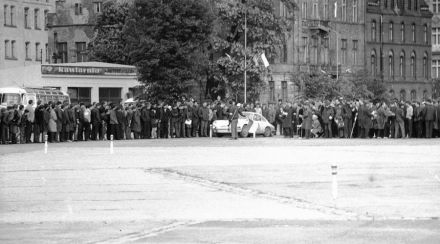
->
[240,124,249,137]
[264,127,272,137]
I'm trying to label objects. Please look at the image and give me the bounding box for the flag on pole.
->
[334,2,338,18]
[261,53,269,67]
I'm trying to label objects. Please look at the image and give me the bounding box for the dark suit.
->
[91,108,101,140]
[424,104,435,138]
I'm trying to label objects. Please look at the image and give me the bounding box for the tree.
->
[88,0,131,64]
[120,0,215,101]
[209,0,296,102]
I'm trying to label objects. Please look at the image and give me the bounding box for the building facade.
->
[427,0,440,79]
[261,0,433,104]
[366,0,433,101]
[1,0,55,72]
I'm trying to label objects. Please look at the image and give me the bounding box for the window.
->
[384,0,388,8]
[433,28,440,45]
[371,50,377,76]
[341,39,347,64]
[434,0,440,13]
[423,90,428,100]
[45,43,49,62]
[281,81,288,102]
[34,9,39,29]
[352,40,358,65]
[11,40,16,58]
[4,40,9,58]
[312,3,319,19]
[68,87,91,105]
[352,0,358,22]
[74,3,83,15]
[415,0,418,11]
[389,50,394,79]
[25,42,31,60]
[24,8,29,28]
[423,52,428,79]
[424,24,428,44]
[94,1,102,13]
[342,0,347,21]
[75,42,87,62]
[412,23,416,42]
[99,88,121,104]
[408,0,412,10]
[36,42,41,61]
[3,5,7,25]
[411,51,416,79]
[433,59,440,78]
[57,42,68,63]
[411,90,417,101]
[282,43,288,63]
[391,0,395,9]
[372,20,377,41]
[400,90,407,101]
[301,2,307,19]
[401,22,405,42]
[389,22,394,42]
[269,80,275,102]
[10,6,15,26]
[400,51,406,78]
[302,37,308,63]
[44,10,49,29]
[324,0,329,19]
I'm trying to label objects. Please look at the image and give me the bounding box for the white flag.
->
[226,53,232,61]
[334,2,338,18]
[261,53,269,67]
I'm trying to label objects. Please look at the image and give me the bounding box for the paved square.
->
[1,138,440,243]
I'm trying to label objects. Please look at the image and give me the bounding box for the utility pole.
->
[243,0,247,104]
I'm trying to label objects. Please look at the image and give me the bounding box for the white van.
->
[0,87,70,109]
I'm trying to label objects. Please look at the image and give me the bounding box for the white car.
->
[212,112,275,137]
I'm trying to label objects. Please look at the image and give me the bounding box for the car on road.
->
[212,112,275,137]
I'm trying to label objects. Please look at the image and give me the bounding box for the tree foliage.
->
[209,0,296,102]
[293,70,390,102]
[88,0,131,64]
[122,0,215,101]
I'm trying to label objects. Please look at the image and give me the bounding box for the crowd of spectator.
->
[0,96,439,144]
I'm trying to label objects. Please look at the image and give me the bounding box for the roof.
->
[44,62,136,69]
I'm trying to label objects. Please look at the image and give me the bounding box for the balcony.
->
[300,64,341,75]
[302,19,330,33]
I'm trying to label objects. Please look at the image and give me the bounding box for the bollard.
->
[44,135,48,154]
[110,135,114,154]
[210,125,213,138]
[253,132,256,138]
[331,165,338,200]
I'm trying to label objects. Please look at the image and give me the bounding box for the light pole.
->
[328,28,339,80]
[243,0,247,104]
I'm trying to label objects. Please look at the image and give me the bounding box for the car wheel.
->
[241,125,249,137]
[264,127,272,137]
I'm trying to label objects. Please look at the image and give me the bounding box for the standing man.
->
[228,101,244,140]
[321,101,334,138]
[199,102,210,137]
[424,99,435,138]
[24,100,35,143]
[405,101,414,138]
[191,102,200,137]
[91,103,102,140]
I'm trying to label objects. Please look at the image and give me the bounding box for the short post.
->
[110,135,114,154]
[44,135,48,154]
[209,125,213,138]
[253,132,256,138]
[331,164,338,200]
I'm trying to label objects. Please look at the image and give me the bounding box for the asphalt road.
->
[1,137,440,243]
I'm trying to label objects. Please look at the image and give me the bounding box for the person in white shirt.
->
[405,101,414,138]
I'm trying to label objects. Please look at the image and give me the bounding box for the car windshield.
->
[2,93,20,105]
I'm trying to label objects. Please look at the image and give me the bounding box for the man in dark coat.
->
[116,106,125,140]
[228,101,245,140]
[342,100,353,138]
[282,103,294,138]
[170,103,180,138]
[141,104,151,139]
[199,102,210,137]
[191,102,200,137]
[321,101,334,138]
[55,102,64,142]
[91,103,102,140]
[33,102,44,143]
[424,100,436,138]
